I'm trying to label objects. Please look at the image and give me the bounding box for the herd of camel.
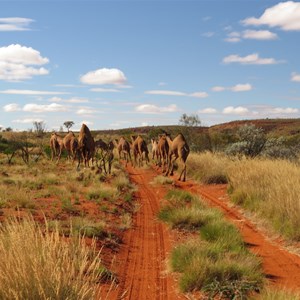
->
[50,123,190,181]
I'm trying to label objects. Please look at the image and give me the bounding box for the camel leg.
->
[169,155,178,176]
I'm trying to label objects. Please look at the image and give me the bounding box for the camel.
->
[62,131,78,161]
[95,138,114,174]
[131,135,149,167]
[157,134,169,172]
[151,138,159,162]
[113,137,131,166]
[77,124,95,168]
[165,133,190,182]
[49,132,64,162]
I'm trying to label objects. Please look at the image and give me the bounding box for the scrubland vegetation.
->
[159,190,263,298]
[186,152,300,241]
[1,118,300,298]
[0,150,136,298]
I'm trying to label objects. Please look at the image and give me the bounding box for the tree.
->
[33,121,46,137]
[179,113,201,127]
[64,121,74,132]
[225,124,266,158]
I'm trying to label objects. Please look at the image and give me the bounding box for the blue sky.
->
[1,0,300,131]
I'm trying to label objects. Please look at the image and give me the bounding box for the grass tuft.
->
[0,216,104,299]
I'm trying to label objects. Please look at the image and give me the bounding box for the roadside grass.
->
[188,152,300,242]
[48,217,108,239]
[227,158,300,240]
[87,185,119,203]
[160,189,263,298]
[187,152,229,184]
[0,217,105,300]
[159,190,222,231]
[252,286,300,300]
[151,175,174,185]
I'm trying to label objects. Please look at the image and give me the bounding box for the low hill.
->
[209,118,300,136]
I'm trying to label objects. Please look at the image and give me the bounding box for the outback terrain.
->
[1,118,300,299]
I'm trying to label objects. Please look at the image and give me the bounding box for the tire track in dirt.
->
[110,165,183,300]
[175,180,300,292]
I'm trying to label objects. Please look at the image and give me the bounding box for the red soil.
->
[107,164,300,299]
[107,165,184,300]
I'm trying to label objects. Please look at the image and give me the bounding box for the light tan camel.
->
[113,137,131,166]
[77,124,95,168]
[151,138,159,161]
[157,134,169,172]
[50,132,64,161]
[165,133,190,181]
[131,135,149,167]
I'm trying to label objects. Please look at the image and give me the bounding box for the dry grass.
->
[227,158,300,240]
[187,152,230,184]
[0,216,104,299]
[188,152,300,241]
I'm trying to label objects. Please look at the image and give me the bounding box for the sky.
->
[0,0,300,131]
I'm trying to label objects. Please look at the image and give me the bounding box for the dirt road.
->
[109,165,183,300]
[108,165,300,299]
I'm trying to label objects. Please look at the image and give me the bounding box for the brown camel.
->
[95,138,114,174]
[113,137,131,166]
[157,134,169,172]
[77,123,95,168]
[165,133,190,181]
[131,135,149,167]
[49,132,64,162]
[62,131,77,161]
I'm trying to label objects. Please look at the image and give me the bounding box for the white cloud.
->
[212,86,226,92]
[212,83,252,92]
[80,68,126,85]
[135,104,179,114]
[223,106,249,115]
[271,107,298,114]
[48,96,89,103]
[291,72,300,82]
[224,31,241,42]
[145,90,208,98]
[13,118,44,124]
[0,18,34,31]
[225,30,277,42]
[242,30,278,40]
[0,44,49,81]
[141,122,149,126]
[3,103,21,112]
[199,108,218,114]
[231,83,252,92]
[189,92,209,98]
[0,89,69,95]
[145,90,186,96]
[242,1,300,31]
[223,53,282,65]
[76,108,95,115]
[90,87,120,93]
[23,103,68,113]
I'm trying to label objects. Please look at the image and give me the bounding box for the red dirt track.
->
[108,165,300,299]
[108,165,183,300]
